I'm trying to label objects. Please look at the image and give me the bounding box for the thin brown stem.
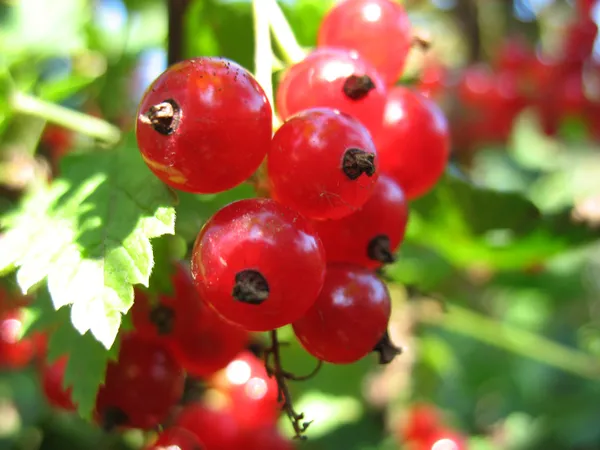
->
[264,330,313,440]
[167,0,190,66]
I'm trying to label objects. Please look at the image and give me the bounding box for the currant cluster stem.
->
[10,91,121,145]
[264,330,318,439]
[264,0,306,65]
[252,0,280,127]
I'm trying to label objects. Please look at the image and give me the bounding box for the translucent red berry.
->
[292,264,392,364]
[0,309,36,369]
[211,351,280,430]
[136,57,272,194]
[268,108,379,220]
[402,403,442,443]
[171,303,249,378]
[276,48,387,137]
[41,356,75,411]
[146,427,203,450]
[131,264,195,343]
[175,404,240,450]
[95,333,185,429]
[374,87,450,199]
[312,174,408,269]
[318,0,412,85]
[236,426,295,450]
[191,198,326,332]
[132,264,248,377]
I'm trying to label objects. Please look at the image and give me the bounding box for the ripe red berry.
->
[171,303,249,378]
[236,426,295,450]
[402,403,441,443]
[374,87,450,199]
[0,309,36,369]
[191,198,326,332]
[136,57,272,194]
[211,351,280,429]
[292,264,392,364]
[318,0,412,85]
[131,264,195,343]
[175,404,240,450]
[268,108,379,220]
[132,264,248,377]
[312,174,408,269]
[41,356,75,411]
[276,48,387,137]
[95,334,185,429]
[146,427,203,450]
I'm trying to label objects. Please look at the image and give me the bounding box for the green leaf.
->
[175,184,255,243]
[0,134,176,349]
[47,318,120,419]
[407,172,597,269]
[185,0,254,70]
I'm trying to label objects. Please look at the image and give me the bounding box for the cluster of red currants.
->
[420,0,600,152]
[24,0,452,447]
[36,265,293,449]
[134,0,449,359]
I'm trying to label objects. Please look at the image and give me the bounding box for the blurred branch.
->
[265,0,306,65]
[167,0,190,66]
[10,92,121,146]
[455,0,481,62]
[419,303,600,381]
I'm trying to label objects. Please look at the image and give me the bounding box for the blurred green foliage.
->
[0,0,599,449]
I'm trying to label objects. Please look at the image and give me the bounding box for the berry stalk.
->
[252,0,280,128]
[10,92,121,146]
[265,0,306,65]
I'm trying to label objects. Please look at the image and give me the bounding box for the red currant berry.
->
[146,427,203,450]
[41,356,75,411]
[493,36,531,73]
[402,403,441,443]
[236,426,294,450]
[423,429,467,450]
[374,87,450,199]
[174,404,240,450]
[171,303,249,378]
[0,309,36,369]
[292,264,392,364]
[312,174,408,269]
[191,198,326,332]
[318,0,412,85]
[136,57,272,194]
[211,351,280,430]
[131,264,195,342]
[132,264,249,377]
[276,48,387,137]
[95,333,185,430]
[268,108,379,220]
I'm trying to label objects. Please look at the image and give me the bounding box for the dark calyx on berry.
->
[139,99,181,135]
[367,234,396,264]
[232,269,270,305]
[342,148,376,180]
[373,330,402,364]
[343,75,376,100]
[149,304,176,335]
[101,406,129,432]
[180,376,207,405]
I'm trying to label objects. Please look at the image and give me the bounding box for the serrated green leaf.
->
[47,320,120,420]
[0,135,176,349]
